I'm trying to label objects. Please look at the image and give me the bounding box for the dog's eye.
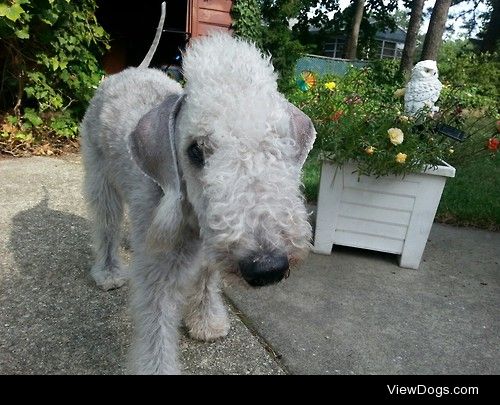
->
[187,142,204,167]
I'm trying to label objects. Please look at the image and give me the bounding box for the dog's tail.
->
[138,2,166,69]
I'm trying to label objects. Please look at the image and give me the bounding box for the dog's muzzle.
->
[238,252,289,287]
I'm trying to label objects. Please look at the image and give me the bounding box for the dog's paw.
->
[91,264,128,291]
[185,311,230,342]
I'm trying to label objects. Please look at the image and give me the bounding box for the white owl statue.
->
[404,60,442,117]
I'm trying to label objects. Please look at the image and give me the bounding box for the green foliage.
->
[259,1,307,90]
[0,0,109,142]
[301,148,321,201]
[438,40,500,109]
[262,25,305,91]
[233,2,317,89]
[287,63,499,177]
[295,0,400,60]
[2,109,79,140]
[232,0,263,45]
[47,110,79,138]
[366,58,404,90]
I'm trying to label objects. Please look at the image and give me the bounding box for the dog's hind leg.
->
[83,149,127,291]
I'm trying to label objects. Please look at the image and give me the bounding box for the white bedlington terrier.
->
[80,6,316,375]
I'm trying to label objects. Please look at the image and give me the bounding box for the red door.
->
[189,0,233,37]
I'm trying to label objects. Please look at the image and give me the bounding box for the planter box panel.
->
[339,201,412,226]
[336,216,408,240]
[343,170,421,197]
[334,230,404,254]
[340,187,416,212]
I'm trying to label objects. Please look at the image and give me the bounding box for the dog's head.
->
[130,32,316,287]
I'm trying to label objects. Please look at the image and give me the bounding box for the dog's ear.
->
[287,102,317,167]
[129,93,185,193]
[129,93,185,247]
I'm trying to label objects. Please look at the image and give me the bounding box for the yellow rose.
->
[398,115,409,123]
[324,81,336,91]
[388,128,404,145]
[365,146,375,155]
[395,152,407,164]
[449,148,454,154]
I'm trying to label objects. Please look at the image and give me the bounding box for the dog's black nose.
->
[238,253,289,287]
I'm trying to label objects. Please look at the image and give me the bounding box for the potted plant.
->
[291,65,499,269]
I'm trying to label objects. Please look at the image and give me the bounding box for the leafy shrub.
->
[438,41,500,107]
[1,109,78,139]
[0,0,109,147]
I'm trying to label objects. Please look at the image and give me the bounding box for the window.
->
[378,40,397,59]
[325,38,346,59]
[377,40,404,59]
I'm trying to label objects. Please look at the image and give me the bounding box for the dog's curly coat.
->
[80,31,316,374]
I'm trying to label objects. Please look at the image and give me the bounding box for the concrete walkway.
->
[0,155,498,374]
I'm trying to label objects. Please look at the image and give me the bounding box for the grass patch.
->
[302,151,500,230]
[302,150,322,202]
[436,153,500,230]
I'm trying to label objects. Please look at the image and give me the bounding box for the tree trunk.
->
[399,0,425,78]
[345,0,366,60]
[480,0,500,53]
[420,0,452,61]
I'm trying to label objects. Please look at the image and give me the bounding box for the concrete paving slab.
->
[226,225,500,375]
[0,155,284,375]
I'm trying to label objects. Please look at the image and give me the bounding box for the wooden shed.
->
[96,0,233,74]
[190,0,233,37]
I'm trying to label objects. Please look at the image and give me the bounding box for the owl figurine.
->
[404,60,442,117]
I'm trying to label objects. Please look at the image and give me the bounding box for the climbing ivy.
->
[231,0,262,46]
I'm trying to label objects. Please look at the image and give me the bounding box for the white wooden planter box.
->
[313,160,456,269]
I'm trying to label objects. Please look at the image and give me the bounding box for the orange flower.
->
[331,110,344,121]
[487,137,499,151]
[365,146,375,155]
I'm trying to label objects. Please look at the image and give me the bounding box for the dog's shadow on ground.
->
[2,196,131,374]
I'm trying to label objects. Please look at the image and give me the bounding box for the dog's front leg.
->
[130,247,201,375]
[184,264,230,342]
